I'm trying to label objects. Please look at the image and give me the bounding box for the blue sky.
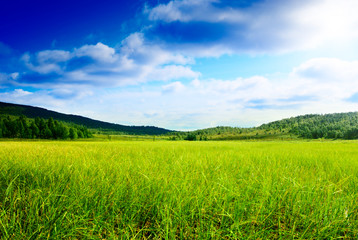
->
[1,0,358,130]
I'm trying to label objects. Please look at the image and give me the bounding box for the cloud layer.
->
[4,57,358,129]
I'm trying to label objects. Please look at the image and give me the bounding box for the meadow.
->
[0,140,357,239]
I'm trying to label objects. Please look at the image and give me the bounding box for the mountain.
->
[0,101,171,135]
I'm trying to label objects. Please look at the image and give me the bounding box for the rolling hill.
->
[170,112,358,140]
[1,101,358,140]
[0,101,171,135]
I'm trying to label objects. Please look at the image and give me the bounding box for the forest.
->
[0,115,91,139]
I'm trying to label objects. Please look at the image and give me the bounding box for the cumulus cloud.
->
[17,33,199,88]
[75,43,117,63]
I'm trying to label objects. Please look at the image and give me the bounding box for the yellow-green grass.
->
[0,141,358,239]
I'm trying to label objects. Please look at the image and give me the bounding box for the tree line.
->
[0,115,92,139]
[168,126,249,141]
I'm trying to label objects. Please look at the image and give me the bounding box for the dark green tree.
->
[44,126,53,139]
[69,128,78,140]
[30,122,40,138]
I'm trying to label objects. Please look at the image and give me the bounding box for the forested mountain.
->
[0,102,171,135]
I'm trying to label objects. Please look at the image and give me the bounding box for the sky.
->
[1,0,358,130]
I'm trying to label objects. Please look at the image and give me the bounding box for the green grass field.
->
[0,141,358,239]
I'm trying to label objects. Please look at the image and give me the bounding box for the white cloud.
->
[20,50,72,75]
[18,33,199,87]
[110,57,358,129]
[10,72,19,80]
[162,81,185,93]
[3,57,358,130]
[293,58,358,83]
[21,52,65,74]
[75,43,117,63]
[0,72,19,87]
[291,58,358,100]
[12,89,33,97]
[148,65,199,82]
[186,58,358,106]
[146,0,358,55]
[37,50,72,63]
[120,32,193,65]
[148,0,246,23]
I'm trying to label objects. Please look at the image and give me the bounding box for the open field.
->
[0,141,358,239]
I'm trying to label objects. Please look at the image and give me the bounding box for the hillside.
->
[259,112,358,139]
[1,101,357,140]
[170,112,358,140]
[0,102,171,135]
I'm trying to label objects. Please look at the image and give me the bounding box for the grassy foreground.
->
[0,141,358,239]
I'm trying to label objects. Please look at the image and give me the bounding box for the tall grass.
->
[0,141,357,239]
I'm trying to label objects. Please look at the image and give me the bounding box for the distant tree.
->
[4,117,17,137]
[30,122,40,138]
[1,120,8,137]
[37,117,47,138]
[185,133,197,141]
[47,118,55,134]
[69,128,78,140]
[61,125,70,139]
[77,130,84,138]
[53,121,69,139]
[44,126,53,139]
